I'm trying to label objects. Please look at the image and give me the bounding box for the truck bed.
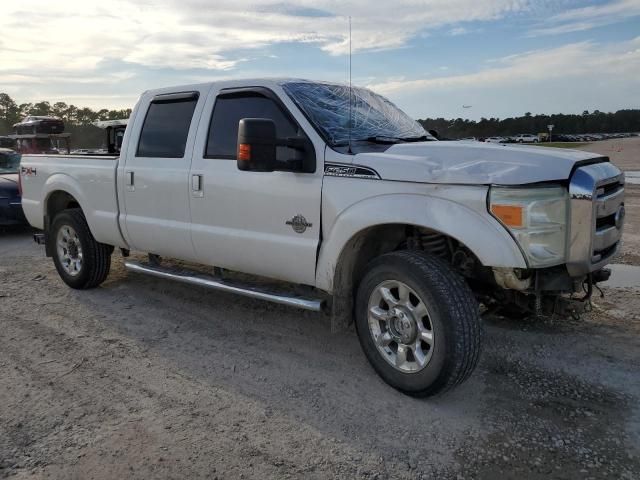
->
[20,154,126,248]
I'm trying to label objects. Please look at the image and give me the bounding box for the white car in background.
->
[514,134,539,143]
[485,136,507,143]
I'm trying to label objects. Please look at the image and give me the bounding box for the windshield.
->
[281,80,431,147]
[0,152,21,174]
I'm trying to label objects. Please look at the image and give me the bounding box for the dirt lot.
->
[1,138,639,479]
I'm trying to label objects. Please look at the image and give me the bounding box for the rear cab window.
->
[137,92,199,158]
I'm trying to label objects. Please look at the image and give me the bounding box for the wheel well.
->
[330,224,482,332]
[46,191,80,221]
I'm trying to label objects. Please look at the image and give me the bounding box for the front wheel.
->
[50,209,112,289]
[355,251,483,397]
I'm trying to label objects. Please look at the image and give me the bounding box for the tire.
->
[355,251,483,397]
[50,208,112,289]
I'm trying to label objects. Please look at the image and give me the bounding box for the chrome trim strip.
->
[596,188,624,217]
[567,162,624,276]
[124,260,324,312]
[567,169,596,276]
[593,225,620,251]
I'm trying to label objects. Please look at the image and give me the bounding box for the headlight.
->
[489,186,568,268]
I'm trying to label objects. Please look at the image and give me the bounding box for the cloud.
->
[449,27,470,36]
[0,0,543,110]
[1,0,636,116]
[364,36,640,119]
[367,37,640,94]
[0,0,533,78]
[550,0,640,22]
[529,0,640,36]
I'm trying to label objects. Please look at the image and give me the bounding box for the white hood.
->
[352,141,605,185]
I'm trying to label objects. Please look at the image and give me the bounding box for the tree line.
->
[0,92,132,148]
[1,91,639,143]
[0,93,131,131]
[418,110,640,139]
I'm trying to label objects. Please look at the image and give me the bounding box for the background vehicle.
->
[13,116,65,135]
[0,136,16,149]
[93,119,128,154]
[485,136,507,143]
[553,134,575,142]
[0,149,27,226]
[11,133,70,155]
[19,79,624,397]
[513,134,538,143]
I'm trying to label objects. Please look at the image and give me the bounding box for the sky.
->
[1,0,639,120]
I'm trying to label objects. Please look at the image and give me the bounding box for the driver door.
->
[189,87,323,285]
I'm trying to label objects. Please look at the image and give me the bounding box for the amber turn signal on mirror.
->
[238,143,251,161]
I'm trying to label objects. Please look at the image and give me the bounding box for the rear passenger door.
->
[120,89,208,261]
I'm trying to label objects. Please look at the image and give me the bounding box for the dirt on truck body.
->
[1,137,640,478]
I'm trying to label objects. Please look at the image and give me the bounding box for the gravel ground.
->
[1,138,639,479]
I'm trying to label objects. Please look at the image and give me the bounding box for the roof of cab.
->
[141,78,345,97]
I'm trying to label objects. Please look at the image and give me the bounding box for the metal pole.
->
[348,16,352,154]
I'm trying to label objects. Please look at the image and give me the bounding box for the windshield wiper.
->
[399,135,432,142]
[354,135,431,144]
[333,135,432,147]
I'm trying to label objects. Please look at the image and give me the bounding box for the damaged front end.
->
[486,161,624,319]
[490,266,612,318]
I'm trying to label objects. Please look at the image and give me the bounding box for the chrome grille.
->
[567,162,625,276]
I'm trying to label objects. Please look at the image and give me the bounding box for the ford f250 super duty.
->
[19,79,625,396]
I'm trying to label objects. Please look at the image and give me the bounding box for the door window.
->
[137,94,198,158]
[205,94,298,159]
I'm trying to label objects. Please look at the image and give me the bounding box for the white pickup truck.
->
[20,79,625,396]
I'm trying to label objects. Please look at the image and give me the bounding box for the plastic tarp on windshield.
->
[281,80,427,146]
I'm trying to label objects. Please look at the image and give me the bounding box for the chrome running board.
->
[124,260,325,312]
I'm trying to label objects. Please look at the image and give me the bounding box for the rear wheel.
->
[50,209,112,289]
[355,251,483,397]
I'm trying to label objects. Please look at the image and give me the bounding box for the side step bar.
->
[124,260,325,312]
